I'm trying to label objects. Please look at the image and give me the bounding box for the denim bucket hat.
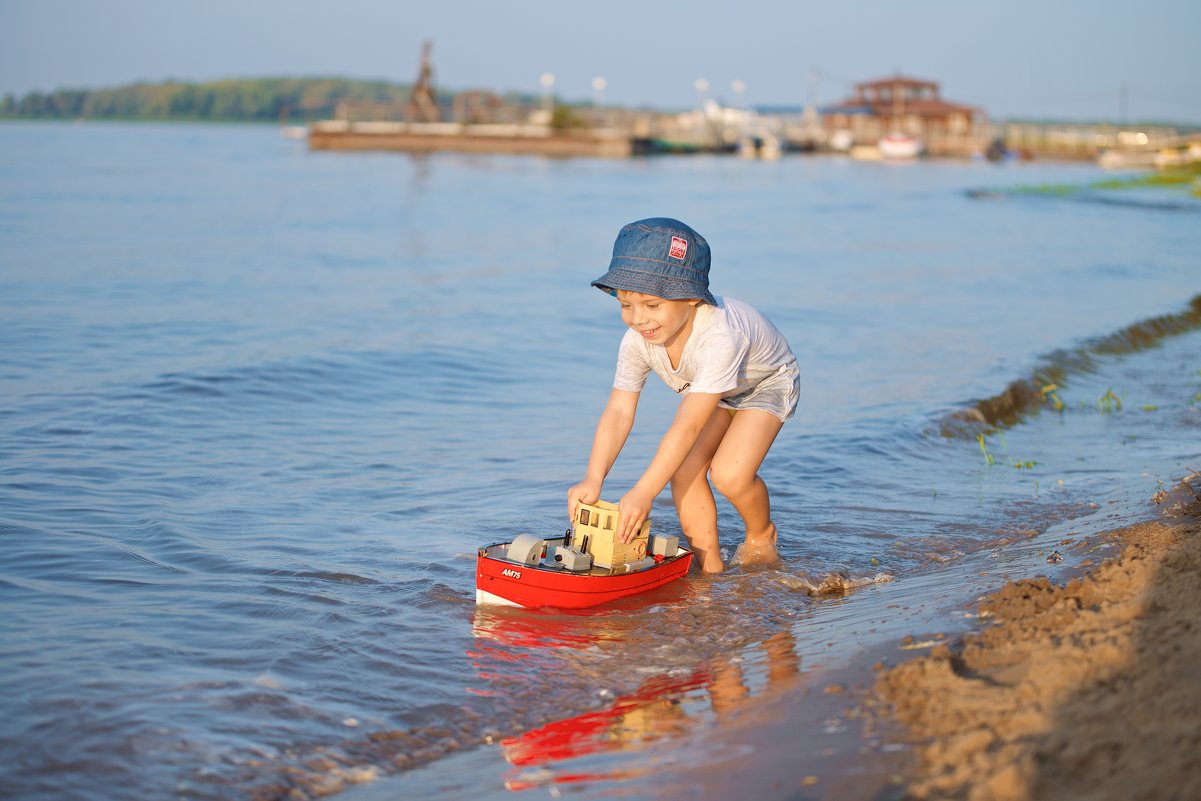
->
[591,218,717,305]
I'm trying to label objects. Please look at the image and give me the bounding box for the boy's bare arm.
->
[567,389,639,520]
[618,392,721,542]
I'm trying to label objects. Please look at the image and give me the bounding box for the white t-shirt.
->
[612,296,799,419]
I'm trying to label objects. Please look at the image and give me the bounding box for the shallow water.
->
[1,121,1198,799]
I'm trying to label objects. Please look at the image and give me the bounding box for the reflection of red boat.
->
[476,534,693,610]
[500,669,710,790]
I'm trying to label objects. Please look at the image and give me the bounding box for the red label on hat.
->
[669,236,688,260]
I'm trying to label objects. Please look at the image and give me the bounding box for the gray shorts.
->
[717,362,800,422]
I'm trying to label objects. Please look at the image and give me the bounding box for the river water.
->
[1,121,1198,800]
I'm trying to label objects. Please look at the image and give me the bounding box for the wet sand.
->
[874,475,1201,801]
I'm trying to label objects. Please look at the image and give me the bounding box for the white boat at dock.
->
[877,132,923,159]
[737,130,783,159]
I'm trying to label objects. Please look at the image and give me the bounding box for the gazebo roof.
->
[824,74,982,117]
[855,75,939,90]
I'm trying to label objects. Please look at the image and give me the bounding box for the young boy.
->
[567,218,799,573]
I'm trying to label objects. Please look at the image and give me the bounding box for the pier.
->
[307,115,1193,165]
[308,120,634,158]
[291,45,1200,165]
[304,83,1194,165]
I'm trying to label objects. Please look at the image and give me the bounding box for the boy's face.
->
[616,290,700,348]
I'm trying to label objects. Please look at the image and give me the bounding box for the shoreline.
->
[873,474,1201,801]
[276,477,1201,801]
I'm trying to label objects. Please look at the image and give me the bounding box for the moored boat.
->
[878,132,923,159]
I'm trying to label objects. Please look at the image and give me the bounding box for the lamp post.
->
[540,72,555,116]
[731,79,746,108]
[694,77,710,107]
[591,76,607,127]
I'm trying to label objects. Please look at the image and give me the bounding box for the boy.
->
[567,218,799,573]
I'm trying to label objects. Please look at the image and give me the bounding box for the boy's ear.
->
[688,299,701,308]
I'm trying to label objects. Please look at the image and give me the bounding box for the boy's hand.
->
[617,488,653,543]
[567,479,601,523]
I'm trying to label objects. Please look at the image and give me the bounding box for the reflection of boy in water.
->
[568,218,800,573]
[708,631,801,717]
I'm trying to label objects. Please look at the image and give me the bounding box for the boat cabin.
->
[570,499,650,569]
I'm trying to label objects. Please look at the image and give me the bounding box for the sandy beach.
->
[874,474,1201,801]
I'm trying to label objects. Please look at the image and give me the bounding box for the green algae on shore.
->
[969,161,1201,207]
[1013,161,1201,197]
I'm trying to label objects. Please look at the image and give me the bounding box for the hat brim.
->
[591,263,717,306]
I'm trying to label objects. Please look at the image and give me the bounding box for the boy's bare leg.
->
[671,408,733,573]
[710,409,784,566]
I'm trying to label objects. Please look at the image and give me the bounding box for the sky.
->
[2,0,1199,123]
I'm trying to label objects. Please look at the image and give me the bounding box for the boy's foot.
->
[695,546,726,574]
[731,522,779,567]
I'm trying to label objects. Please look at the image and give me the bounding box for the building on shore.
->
[821,75,989,156]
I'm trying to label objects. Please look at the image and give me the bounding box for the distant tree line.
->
[0,78,421,122]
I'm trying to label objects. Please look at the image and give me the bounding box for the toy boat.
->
[475,500,693,609]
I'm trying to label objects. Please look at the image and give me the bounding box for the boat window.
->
[604,515,613,530]
[579,508,590,526]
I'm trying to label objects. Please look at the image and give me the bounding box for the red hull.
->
[475,544,692,610]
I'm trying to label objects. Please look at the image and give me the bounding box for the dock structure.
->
[299,43,1192,163]
[300,65,1190,164]
[309,39,638,158]
[308,120,635,158]
[305,115,1191,163]
[1000,122,1194,164]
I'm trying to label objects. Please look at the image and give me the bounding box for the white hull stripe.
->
[475,588,525,607]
